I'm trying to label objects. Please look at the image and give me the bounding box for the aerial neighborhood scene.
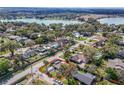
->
[0,7,124,85]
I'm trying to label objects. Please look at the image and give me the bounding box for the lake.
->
[0,18,82,25]
[98,17,124,25]
[1,17,124,25]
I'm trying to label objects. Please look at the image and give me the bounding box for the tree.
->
[67,76,78,85]
[93,57,103,66]
[35,37,44,44]
[63,50,72,62]
[119,25,124,33]
[92,52,103,66]
[50,23,63,31]
[0,58,10,75]
[3,40,21,57]
[107,33,122,44]
[81,45,97,61]
[106,68,118,80]
[102,43,118,59]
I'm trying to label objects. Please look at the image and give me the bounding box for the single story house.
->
[22,49,37,59]
[35,47,47,53]
[24,39,35,46]
[91,35,107,47]
[118,50,124,58]
[49,42,60,49]
[46,66,55,73]
[80,32,92,37]
[30,33,41,39]
[117,40,124,46]
[73,31,80,38]
[7,35,28,42]
[108,58,124,70]
[70,54,88,64]
[72,71,96,85]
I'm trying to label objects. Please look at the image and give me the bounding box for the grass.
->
[76,37,87,41]
[62,78,68,84]
[0,51,10,55]
[88,39,97,42]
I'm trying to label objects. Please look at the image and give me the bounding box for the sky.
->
[0,0,124,7]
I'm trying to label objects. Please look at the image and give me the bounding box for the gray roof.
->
[53,63,61,70]
[22,49,36,59]
[70,54,88,64]
[35,47,47,53]
[108,58,124,70]
[117,41,124,46]
[118,51,124,58]
[72,71,96,85]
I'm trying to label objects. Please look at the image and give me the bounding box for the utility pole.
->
[30,64,35,83]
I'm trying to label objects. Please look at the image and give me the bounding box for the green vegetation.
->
[0,58,10,75]
[76,37,87,41]
[0,38,21,57]
[96,80,113,85]
[67,76,78,85]
[106,68,118,80]
[0,13,124,85]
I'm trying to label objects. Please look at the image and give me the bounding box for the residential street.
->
[3,51,63,85]
[2,39,87,85]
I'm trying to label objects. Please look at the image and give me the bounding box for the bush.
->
[0,58,10,75]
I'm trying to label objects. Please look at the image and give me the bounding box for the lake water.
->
[1,17,124,25]
[98,17,124,25]
[0,18,82,25]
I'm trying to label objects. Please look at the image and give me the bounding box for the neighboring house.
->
[70,54,88,64]
[97,29,103,32]
[72,71,96,85]
[7,35,20,40]
[53,60,62,70]
[6,27,16,32]
[30,33,41,39]
[91,35,107,47]
[16,37,28,42]
[57,38,70,45]
[108,58,124,70]
[49,42,60,49]
[0,32,2,35]
[73,32,92,37]
[73,31,80,38]
[80,32,92,37]
[24,39,35,46]
[46,66,55,73]
[7,35,28,42]
[46,59,66,73]
[118,50,124,58]
[117,40,124,46]
[35,47,47,53]
[53,63,61,70]
[22,49,36,59]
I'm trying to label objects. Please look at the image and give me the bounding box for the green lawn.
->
[76,37,87,41]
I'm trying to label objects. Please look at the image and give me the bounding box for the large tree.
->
[102,43,118,59]
[3,40,21,57]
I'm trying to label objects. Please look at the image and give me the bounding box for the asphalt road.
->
[2,39,85,85]
[3,52,63,85]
